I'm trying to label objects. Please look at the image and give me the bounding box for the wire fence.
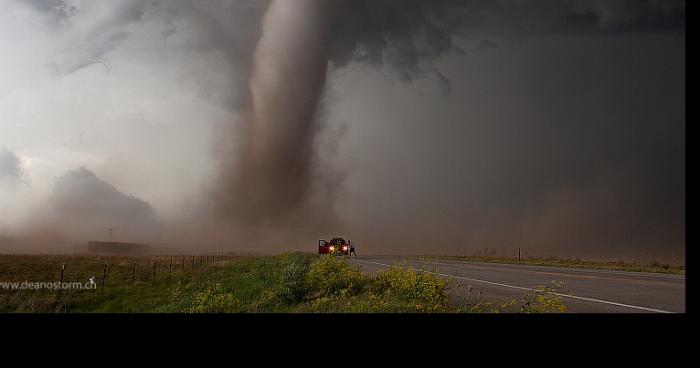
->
[87,251,254,288]
[0,251,259,303]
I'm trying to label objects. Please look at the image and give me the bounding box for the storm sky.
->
[0,1,685,261]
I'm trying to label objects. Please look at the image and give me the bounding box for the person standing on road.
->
[349,240,357,258]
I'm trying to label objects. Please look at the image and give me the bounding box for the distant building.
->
[87,241,151,255]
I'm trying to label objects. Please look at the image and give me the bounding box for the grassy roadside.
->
[0,253,567,313]
[414,255,685,275]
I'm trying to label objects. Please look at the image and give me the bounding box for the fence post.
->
[152,259,157,280]
[169,258,173,277]
[101,262,107,294]
[518,247,522,262]
[56,263,65,300]
[192,255,195,269]
[132,262,136,285]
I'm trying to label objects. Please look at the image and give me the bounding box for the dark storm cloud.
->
[26,1,685,98]
[27,0,268,109]
[336,29,684,261]
[214,0,686,227]
[24,0,77,20]
[134,0,269,110]
[50,167,155,220]
[34,0,149,76]
[25,0,145,25]
[0,147,26,187]
[329,0,684,76]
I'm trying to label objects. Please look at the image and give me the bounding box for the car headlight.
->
[330,246,335,251]
[342,246,348,251]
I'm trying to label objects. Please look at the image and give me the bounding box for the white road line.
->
[408,258,685,279]
[354,259,674,314]
[407,259,684,283]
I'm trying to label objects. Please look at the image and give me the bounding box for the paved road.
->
[350,257,685,313]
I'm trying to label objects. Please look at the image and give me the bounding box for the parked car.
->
[318,237,350,256]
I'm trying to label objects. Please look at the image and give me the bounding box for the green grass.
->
[0,253,568,313]
[0,253,247,313]
[414,255,685,275]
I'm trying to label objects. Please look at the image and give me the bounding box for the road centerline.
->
[353,258,674,314]
[407,259,685,286]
